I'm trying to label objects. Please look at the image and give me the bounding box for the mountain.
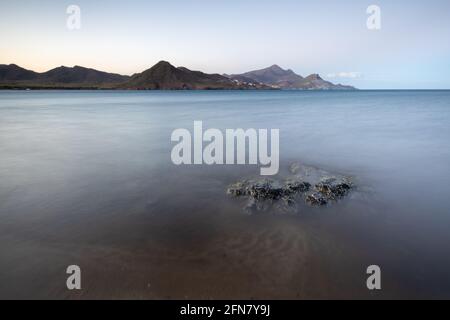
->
[291,74,355,90]
[0,64,129,88]
[230,65,356,90]
[122,61,268,90]
[0,62,356,90]
[40,66,129,84]
[222,74,261,85]
[0,64,40,81]
[230,64,304,88]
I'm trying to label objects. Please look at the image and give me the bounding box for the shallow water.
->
[0,90,449,299]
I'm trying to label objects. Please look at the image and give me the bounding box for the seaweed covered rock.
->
[284,179,311,193]
[305,192,328,206]
[314,177,352,200]
[227,162,354,213]
[227,179,309,200]
[227,178,311,213]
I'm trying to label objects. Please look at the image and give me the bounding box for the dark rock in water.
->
[227,178,309,214]
[248,180,285,200]
[227,162,354,213]
[284,179,311,193]
[227,181,250,197]
[227,179,310,201]
[314,177,352,200]
[305,192,328,206]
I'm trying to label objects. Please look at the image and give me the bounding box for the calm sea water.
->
[0,90,450,299]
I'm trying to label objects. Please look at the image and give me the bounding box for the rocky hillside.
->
[0,62,356,90]
[121,61,269,90]
[0,64,129,88]
[228,65,356,90]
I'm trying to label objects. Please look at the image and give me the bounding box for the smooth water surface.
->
[0,90,449,299]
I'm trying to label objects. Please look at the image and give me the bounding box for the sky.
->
[1,0,450,89]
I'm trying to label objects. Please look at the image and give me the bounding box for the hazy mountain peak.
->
[305,74,323,81]
[269,64,283,71]
[230,66,355,90]
[154,61,174,68]
[232,64,304,87]
[0,64,39,81]
[46,66,70,72]
[123,61,255,90]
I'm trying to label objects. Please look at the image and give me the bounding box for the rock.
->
[227,178,310,202]
[227,162,354,213]
[305,192,328,206]
[248,180,285,200]
[314,177,352,200]
[227,177,310,214]
[284,179,311,193]
[227,181,249,197]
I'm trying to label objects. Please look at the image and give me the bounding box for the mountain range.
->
[121,61,269,90]
[226,64,355,90]
[0,61,356,90]
[0,64,129,89]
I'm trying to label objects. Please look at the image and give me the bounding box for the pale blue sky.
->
[1,0,449,88]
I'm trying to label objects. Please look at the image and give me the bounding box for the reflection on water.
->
[0,90,450,299]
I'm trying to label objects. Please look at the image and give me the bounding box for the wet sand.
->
[0,185,416,300]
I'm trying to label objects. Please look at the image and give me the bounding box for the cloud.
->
[327,72,363,79]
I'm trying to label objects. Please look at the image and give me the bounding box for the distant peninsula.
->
[0,61,356,90]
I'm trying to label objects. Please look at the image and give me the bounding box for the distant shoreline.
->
[0,61,357,91]
[1,87,449,91]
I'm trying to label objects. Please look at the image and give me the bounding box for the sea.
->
[0,90,449,299]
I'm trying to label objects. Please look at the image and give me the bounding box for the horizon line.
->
[2,62,449,90]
